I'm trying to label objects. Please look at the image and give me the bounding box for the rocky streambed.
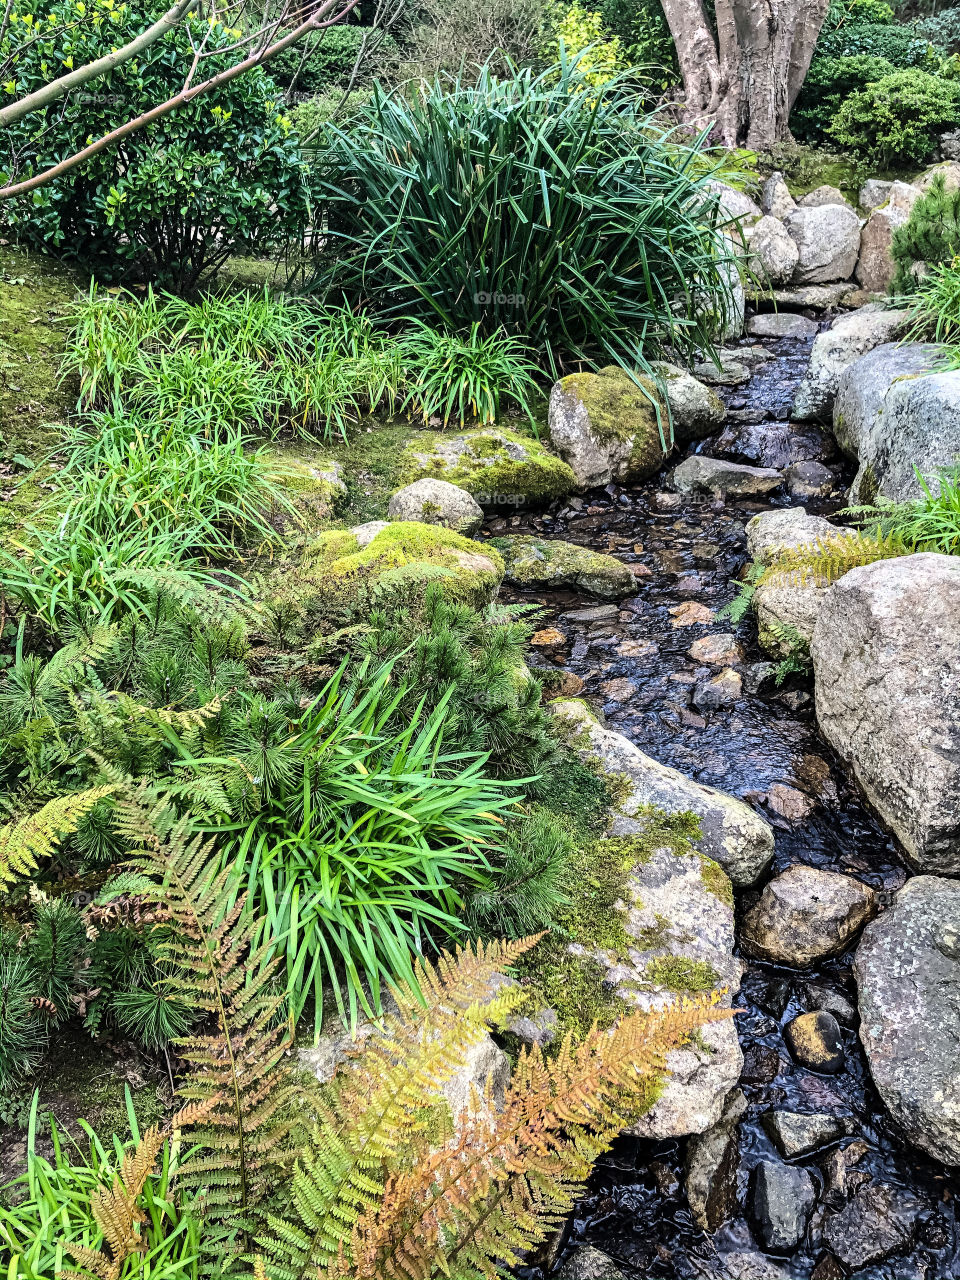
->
[493,324,960,1280]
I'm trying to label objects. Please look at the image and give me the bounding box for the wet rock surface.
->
[500,323,959,1280]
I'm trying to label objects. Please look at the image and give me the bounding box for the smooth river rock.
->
[653,361,727,441]
[811,554,960,872]
[856,875,960,1164]
[672,456,783,498]
[741,864,877,966]
[550,699,774,887]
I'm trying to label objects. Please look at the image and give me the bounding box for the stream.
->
[488,323,960,1279]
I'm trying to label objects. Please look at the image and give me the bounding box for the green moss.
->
[399,427,575,507]
[266,446,347,531]
[0,247,85,538]
[643,956,720,994]
[558,366,669,479]
[699,855,734,908]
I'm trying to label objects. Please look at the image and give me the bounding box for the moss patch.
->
[699,855,734,908]
[558,366,670,479]
[490,534,633,600]
[266,445,347,531]
[643,956,720,994]
[399,427,575,508]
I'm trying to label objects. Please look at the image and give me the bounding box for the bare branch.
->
[0,0,360,200]
[0,0,199,129]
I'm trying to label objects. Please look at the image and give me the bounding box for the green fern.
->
[756,530,908,589]
[0,788,116,890]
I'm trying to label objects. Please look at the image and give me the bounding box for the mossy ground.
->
[0,247,88,539]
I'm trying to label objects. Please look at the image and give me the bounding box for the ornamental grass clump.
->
[309,57,739,375]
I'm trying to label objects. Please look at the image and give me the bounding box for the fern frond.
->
[0,787,115,889]
[757,531,908,590]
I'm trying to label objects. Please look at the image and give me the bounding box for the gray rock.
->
[784,205,862,284]
[785,1010,845,1074]
[811,554,960,871]
[708,1254,794,1280]
[763,1110,844,1158]
[803,982,857,1026]
[555,1246,627,1280]
[745,507,839,565]
[857,185,921,293]
[791,304,908,423]
[716,243,747,341]
[351,519,391,547]
[746,311,817,340]
[560,603,619,622]
[672,456,783,497]
[755,581,826,653]
[750,1159,816,1252]
[548,367,670,489]
[550,698,774,886]
[387,477,484,534]
[490,535,634,600]
[653,361,726,441]
[785,459,835,498]
[914,160,960,193]
[942,131,960,162]
[706,180,763,233]
[693,354,752,386]
[749,282,858,309]
[856,875,960,1163]
[762,172,797,221]
[741,865,877,967]
[507,1005,557,1047]
[860,178,893,211]
[798,185,852,209]
[822,1181,920,1269]
[747,216,800,287]
[685,1088,747,1231]
[693,667,742,711]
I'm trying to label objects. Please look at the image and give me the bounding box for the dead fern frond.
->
[758,531,908,590]
[0,787,115,889]
[109,778,301,1251]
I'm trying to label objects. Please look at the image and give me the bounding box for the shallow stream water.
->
[490,324,960,1279]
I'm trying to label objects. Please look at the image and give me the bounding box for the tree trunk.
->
[659,0,830,149]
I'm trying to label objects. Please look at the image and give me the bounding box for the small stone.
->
[693,356,752,387]
[531,627,566,647]
[352,519,390,548]
[689,633,743,666]
[822,1182,920,1270]
[750,1159,816,1252]
[803,983,857,1027]
[685,1088,747,1232]
[670,602,716,627]
[387,478,484,535]
[693,667,743,711]
[561,604,619,622]
[762,1110,844,1158]
[617,638,657,658]
[785,460,835,498]
[742,662,777,693]
[811,1254,845,1280]
[747,312,818,340]
[763,172,797,220]
[507,1006,557,1047]
[628,562,653,577]
[544,671,585,699]
[785,1011,845,1074]
[654,490,683,510]
[742,865,877,967]
[798,185,851,209]
[681,709,708,728]
[765,783,815,822]
[601,677,637,703]
[740,1044,781,1084]
[554,1245,627,1280]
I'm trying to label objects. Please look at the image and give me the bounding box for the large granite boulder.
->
[791,304,908,423]
[741,864,878,966]
[811,554,960,871]
[671,455,783,498]
[653,362,726,441]
[856,182,921,293]
[551,698,774,886]
[549,367,670,489]
[832,341,959,502]
[798,184,852,209]
[387,477,483,534]
[399,427,575,510]
[914,160,960,194]
[747,216,800,287]
[855,875,960,1165]
[784,205,861,284]
[489,535,634,600]
[762,172,796,221]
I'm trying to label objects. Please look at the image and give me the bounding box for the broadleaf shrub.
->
[0,0,310,290]
[308,59,738,374]
[827,67,960,165]
[791,54,897,141]
[267,24,399,96]
[816,21,944,67]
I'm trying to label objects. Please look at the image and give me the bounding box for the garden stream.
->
[491,327,960,1280]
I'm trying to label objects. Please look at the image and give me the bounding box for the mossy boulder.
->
[490,535,635,600]
[548,366,670,489]
[399,427,575,510]
[261,520,504,635]
[387,477,483,535]
[267,448,348,531]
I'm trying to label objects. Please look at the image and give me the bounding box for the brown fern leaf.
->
[347,995,733,1280]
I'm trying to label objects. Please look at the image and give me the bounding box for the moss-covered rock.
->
[259,520,504,636]
[490,534,635,600]
[266,447,348,532]
[398,427,575,510]
[548,366,670,490]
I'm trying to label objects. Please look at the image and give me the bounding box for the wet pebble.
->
[763,1110,845,1159]
[785,1011,845,1075]
[689,633,743,666]
[750,1160,816,1252]
[669,601,715,626]
[822,1181,921,1270]
[693,667,742,710]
